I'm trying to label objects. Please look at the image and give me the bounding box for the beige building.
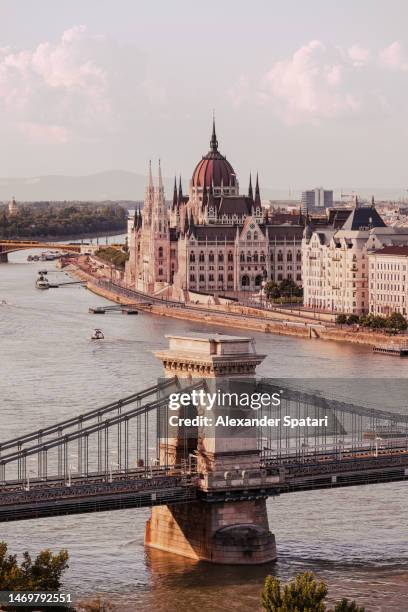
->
[302,205,408,314]
[368,246,408,316]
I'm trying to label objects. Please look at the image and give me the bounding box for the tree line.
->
[0,203,127,239]
[335,311,407,331]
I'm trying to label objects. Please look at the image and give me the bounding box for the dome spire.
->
[210,112,218,152]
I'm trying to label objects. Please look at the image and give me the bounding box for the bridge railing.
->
[0,378,207,489]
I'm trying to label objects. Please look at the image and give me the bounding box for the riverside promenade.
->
[67,258,403,349]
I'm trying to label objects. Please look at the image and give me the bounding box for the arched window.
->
[260,252,265,262]
[254,232,258,241]
[296,251,301,262]
[199,251,205,262]
[189,252,195,262]
[228,273,233,281]
[240,252,245,262]
[253,251,259,263]
[158,268,163,276]
[158,246,163,258]
[255,275,262,286]
[247,231,251,240]
[228,251,233,262]
[247,252,252,262]
[277,251,283,262]
[209,251,214,262]
[270,253,274,262]
[218,252,224,262]
[287,251,292,262]
[241,274,250,287]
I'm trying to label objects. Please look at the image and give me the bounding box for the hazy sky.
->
[1,0,408,191]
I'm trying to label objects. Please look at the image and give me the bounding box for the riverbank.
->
[66,260,404,350]
[2,229,126,243]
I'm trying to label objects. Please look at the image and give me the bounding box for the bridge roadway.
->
[0,239,81,255]
[1,445,408,522]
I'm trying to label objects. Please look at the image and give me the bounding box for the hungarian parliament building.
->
[125,122,303,298]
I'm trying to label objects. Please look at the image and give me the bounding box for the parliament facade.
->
[125,122,303,298]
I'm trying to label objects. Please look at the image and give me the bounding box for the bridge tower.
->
[145,334,277,564]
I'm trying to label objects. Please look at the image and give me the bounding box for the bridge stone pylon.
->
[145,333,277,564]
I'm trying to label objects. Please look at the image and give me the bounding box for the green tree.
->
[264,281,281,300]
[385,312,407,332]
[0,541,68,591]
[370,315,387,329]
[335,314,347,325]
[261,572,327,612]
[261,572,365,612]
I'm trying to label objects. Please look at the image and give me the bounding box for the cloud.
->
[259,41,362,125]
[0,25,163,144]
[380,41,408,71]
[348,45,370,67]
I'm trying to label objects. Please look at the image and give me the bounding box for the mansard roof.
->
[217,196,253,216]
[340,206,385,231]
[261,224,304,241]
[190,225,237,242]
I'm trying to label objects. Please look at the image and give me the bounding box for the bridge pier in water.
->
[145,334,277,564]
[0,246,8,263]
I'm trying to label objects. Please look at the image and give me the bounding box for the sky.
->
[1,0,408,193]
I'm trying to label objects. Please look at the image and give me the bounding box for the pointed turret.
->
[157,158,164,191]
[178,176,183,205]
[248,174,253,201]
[172,176,178,210]
[254,173,261,208]
[142,160,154,228]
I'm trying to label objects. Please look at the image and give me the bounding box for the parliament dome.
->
[192,121,237,189]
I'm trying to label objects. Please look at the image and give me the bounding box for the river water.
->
[0,251,407,611]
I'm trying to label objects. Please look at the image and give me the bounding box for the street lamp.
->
[150,458,160,478]
[66,453,78,487]
[374,436,382,458]
[109,461,120,483]
[24,468,36,492]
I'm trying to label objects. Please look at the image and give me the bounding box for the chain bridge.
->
[1,334,407,564]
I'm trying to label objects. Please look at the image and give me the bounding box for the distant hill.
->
[0,170,405,203]
[0,171,158,202]
[0,170,288,202]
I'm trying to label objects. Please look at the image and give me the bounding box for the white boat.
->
[36,274,50,290]
[91,329,104,340]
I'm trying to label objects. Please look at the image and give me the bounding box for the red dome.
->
[192,122,237,189]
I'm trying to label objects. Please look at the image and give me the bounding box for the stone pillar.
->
[145,333,277,564]
[0,246,8,263]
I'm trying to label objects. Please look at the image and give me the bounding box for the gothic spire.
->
[157,159,163,190]
[172,176,178,210]
[248,173,253,201]
[147,160,153,190]
[254,172,261,208]
[178,175,183,205]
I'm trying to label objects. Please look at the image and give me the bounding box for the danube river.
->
[1,252,408,611]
